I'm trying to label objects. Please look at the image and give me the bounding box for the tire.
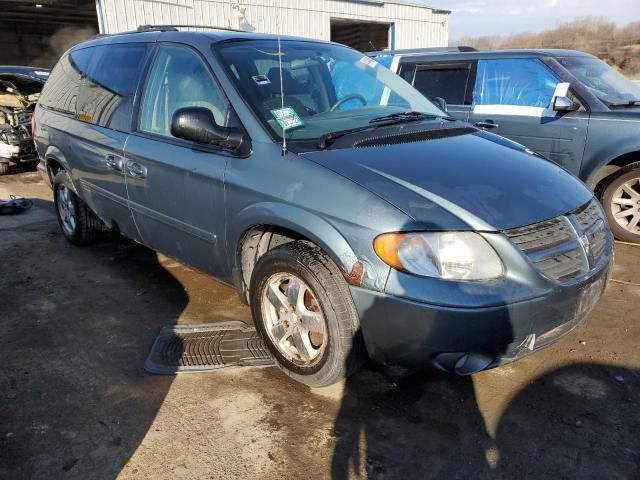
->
[250,241,366,387]
[599,162,640,243]
[0,162,9,175]
[53,170,103,245]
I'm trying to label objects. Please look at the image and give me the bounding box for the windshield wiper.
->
[317,125,374,149]
[368,111,440,126]
[317,112,455,149]
[608,100,640,107]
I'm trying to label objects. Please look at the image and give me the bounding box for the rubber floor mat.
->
[144,321,274,374]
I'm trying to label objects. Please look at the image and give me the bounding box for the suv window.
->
[473,58,559,108]
[77,43,150,132]
[39,48,94,115]
[139,44,229,138]
[408,63,472,105]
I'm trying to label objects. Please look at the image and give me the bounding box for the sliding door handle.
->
[126,160,147,179]
[474,120,499,129]
[105,154,123,171]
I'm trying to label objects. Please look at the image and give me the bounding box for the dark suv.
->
[35,28,611,386]
[372,48,640,243]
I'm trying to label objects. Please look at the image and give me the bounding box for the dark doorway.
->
[0,0,98,67]
[330,18,391,52]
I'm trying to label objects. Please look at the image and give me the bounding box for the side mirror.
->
[434,96,448,113]
[171,107,248,154]
[553,95,579,112]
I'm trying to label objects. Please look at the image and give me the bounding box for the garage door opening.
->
[330,18,392,52]
[0,0,99,67]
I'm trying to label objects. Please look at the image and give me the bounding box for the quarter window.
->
[77,43,150,132]
[473,59,560,108]
[38,48,93,115]
[139,45,229,138]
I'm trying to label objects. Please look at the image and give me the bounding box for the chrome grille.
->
[575,201,608,266]
[505,199,610,283]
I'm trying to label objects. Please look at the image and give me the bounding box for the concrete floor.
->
[1,168,639,479]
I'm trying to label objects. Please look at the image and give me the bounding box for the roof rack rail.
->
[367,46,477,56]
[136,24,246,33]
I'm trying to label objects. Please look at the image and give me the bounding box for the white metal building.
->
[97,0,450,51]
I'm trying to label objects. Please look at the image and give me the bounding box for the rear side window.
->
[410,63,472,105]
[77,43,150,132]
[39,48,93,115]
[139,45,229,138]
[473,58,560,108]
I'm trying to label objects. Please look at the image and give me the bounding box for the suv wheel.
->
[53,170,103,245]
[600,163,640,243]
[250,241,365,387]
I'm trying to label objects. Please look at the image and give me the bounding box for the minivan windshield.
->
[215,39,444,141]
[558,56,640,107]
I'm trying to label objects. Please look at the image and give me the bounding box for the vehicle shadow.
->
[0,160,39,177]
[332,348,639,478]
[0,203,185,479]
[492,362,640,477]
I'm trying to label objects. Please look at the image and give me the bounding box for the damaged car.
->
[0,66,49,175]
[35,29,612,387]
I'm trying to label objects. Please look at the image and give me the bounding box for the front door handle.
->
[126,160,147,179]
[474,120,499,129]
[105,154,123,171]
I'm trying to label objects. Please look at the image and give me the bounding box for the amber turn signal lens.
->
[373,233,407,270]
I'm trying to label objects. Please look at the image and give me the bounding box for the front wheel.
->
[250,241,366,387]
[600,163,640,243]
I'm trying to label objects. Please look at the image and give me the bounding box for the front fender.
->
[583,136,640,188]
[229,201,390,292]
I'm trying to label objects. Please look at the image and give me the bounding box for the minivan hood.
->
[300,129,593,231]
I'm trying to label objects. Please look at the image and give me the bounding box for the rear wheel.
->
[0,162,9,175]
[53,170,103,245]
[250,241,365,387]
[600,163,640,243]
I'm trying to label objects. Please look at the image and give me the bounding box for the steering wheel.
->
[330,94,367,111]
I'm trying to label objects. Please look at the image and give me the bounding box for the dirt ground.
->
[1,167,639,480]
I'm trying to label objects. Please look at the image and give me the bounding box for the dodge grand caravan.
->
[371,47,640,243]
[35,27,612,387]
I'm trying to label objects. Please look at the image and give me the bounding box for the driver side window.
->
[139,45,229,138]
[473,58,560,108]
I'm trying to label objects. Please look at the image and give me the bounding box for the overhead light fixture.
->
[35,3,43,7]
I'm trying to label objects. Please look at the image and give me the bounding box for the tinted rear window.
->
[77,43,150,132]
[39,48,93,115]
[410,64,471,105]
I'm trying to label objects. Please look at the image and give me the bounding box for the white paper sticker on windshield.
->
[360,56,378,68]
[271,107,304,130]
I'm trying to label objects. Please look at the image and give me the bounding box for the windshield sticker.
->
[252,74,271,86]
[359,56,378,68]
[271,107,304,130]
[34,71,50,76]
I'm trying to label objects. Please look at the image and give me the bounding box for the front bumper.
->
[0,131,38,163]
[350,257,610,373]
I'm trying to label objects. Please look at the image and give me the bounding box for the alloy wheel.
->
[56,185,77,236]
[260,272,327,367]
[610,177,640,234]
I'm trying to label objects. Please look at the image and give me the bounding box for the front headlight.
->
[374,232,504,281]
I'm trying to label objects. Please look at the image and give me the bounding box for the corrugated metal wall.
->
[98,0,449,49]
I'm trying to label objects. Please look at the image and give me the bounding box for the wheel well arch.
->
[235,225,310,303]
[44,157,65,184]
[592,151,640,195]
